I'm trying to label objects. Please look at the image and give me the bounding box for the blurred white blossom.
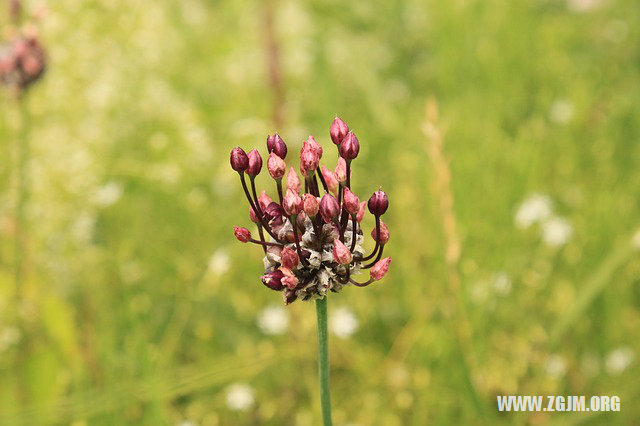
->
[208,249,230,276]
[225,383,255,411]
[515,193,552,229]
[0,326,21,352]
[567,0,605,13]
[605,347,634,375]
[492,272,512,296]
[549,99,574,124]
[545,354,567,378]
[93,181,123,207]
[330,307,359,338]
[541,217,573,247]
[257,305,289,335]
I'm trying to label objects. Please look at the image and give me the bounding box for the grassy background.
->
[1,0,639,424]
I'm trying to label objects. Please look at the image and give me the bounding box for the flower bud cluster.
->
[230,117,391,304]
[0,34,46,92]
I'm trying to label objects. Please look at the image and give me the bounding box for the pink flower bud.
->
[332,239,352,265]
[303,194,320,217]
[249,206,259,224]
[280,267,299,290]
[319,194,340,223]
[321,165,339,195]
[280,246,299,269]
[343,187,360,215]
[258,191,273,210]
[233,226,251,243]
[334,158,347,183]
[230,147,248,172]
[287,167,301,193]
[330,116,349,145]
[300,146,319,177]
[305,135,323,159]
[339,131,360,160]
[370,257,391,281]
[368,190,388,216]
[261,269,285,290]
[356,201,366,223]
[246,149,263,176]
[267,133,287,159]
[283,188,303,216]
[371,220,390,244]
[267,152,286,180]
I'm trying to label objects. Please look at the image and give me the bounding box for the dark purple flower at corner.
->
[246,149,263,176]
[339,131,360,160]
[330,116,349,145]
[267,133,288,159]
[368,190,388,216]
[261,269,285,291]
[230,147,249,172]
[319,194,340,223]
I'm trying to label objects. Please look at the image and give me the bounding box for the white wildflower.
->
[549,99,574,124]
[330,306,359,338]
[545,354,567,378]
[257,305,289,335]
[225,383,255,411]
[0,326,21,352]
[492,272,512,296]
[567,0,605,13]
[93,181,123,207]
[605,347,634,375]
[208,249,230,276]
[541,217,573,247]
[515,194,552,229]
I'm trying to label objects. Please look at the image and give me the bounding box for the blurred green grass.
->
[1,0,639,424]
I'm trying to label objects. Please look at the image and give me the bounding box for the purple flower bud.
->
[264,202,285,226]
[339,131,360,160]
[261,269,285,290]
[303,194,320,217]
[321,165,339,195]
[368,190,388,216]
[267,152,286,180]
[332,239,352,265]
[370,257,392,281]
[300,146,319,177]
[330,116,349,145]
[287,167,301,193]
[281,246,300,269]
[305,135,323,159]
[319,194,340,223]
[283,188,303,216]
[233,226,251,243]
[246,149,263,176]
[371,220,390,244]
[230,147,249,172]
[267,133,288,159]
[343,188,360,215]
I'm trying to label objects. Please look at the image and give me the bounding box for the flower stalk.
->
[315,297,332,426]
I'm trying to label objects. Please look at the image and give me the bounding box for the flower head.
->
[230,117,391,304]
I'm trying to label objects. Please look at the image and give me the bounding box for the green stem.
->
[15,95,30,302]
[315,297,333,426]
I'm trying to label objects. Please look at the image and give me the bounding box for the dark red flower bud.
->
[339,131,360,160]
[370,257,391,281]
[343,188,360,215]
[267,133,288,159]
[246,149,263,176]
[264,202,285,225]
[330,116,349,145]
[281,268,299,290]
[230,147,249,172]
[267,152,286,180]
[283,188,303,216]
[371,220,390,244]
[332,239,352,265]
[261,269,285,290]
[319,194,340,223]
[281,246,300,269]
[233,226,251,242]
[368,190,388,216]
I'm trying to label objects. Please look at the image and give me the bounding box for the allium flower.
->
[230,117,392,304]
[0,34,46,92]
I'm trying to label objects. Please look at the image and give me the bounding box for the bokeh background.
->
[1,0,639,424]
